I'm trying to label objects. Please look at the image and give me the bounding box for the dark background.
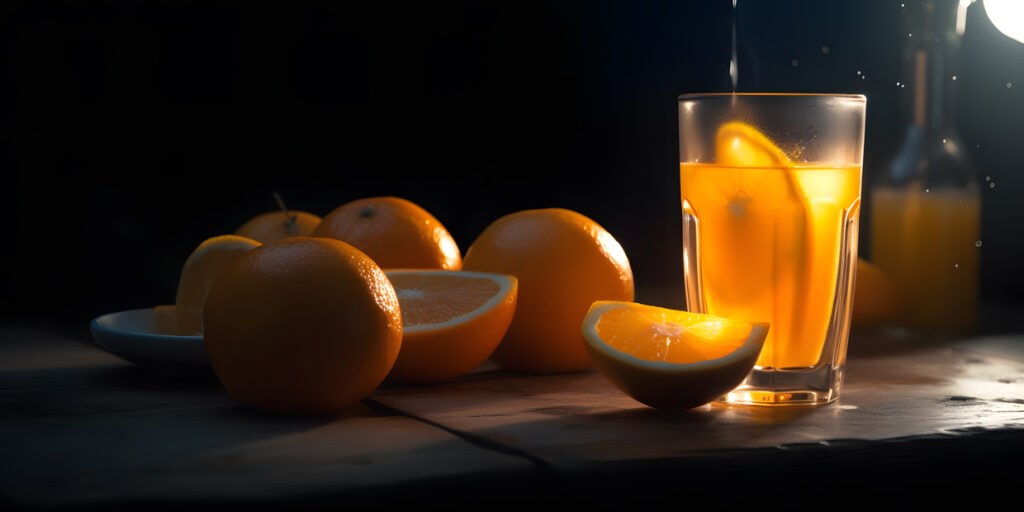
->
[2,0,1022,327]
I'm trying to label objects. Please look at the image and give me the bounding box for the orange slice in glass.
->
[714,121,792,167]
[714,121,814,368]
[581,301,768,409]
[385,270,517,383]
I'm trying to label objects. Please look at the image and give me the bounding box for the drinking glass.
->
[678,93,866,406]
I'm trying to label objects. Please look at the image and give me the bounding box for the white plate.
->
[89,308,212,375]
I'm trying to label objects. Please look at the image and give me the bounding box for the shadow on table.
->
[581,401,818,426]
[92,362,221,389]
[89,362,381,421]
[1,358,374,433]
[847,328,956,358]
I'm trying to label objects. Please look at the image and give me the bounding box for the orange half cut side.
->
[582,301,768,409]
[385,270,517,383]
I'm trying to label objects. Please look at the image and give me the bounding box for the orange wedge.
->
[385,270,517,383]
[174,235,262,335]
[153,304,179,335]
[581,301,768,410]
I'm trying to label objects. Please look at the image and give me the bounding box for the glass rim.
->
[677,92,866,102]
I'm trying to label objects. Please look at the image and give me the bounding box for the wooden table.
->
[3,322,1024,509]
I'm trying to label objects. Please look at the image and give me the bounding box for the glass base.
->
[721,364,844,407]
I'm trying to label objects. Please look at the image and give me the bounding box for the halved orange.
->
[384,270,517,383]
[581,301,768,410]
[174,235,262,335]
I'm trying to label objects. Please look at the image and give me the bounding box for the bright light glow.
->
[984,0,1024,44]
[957,0,971,35]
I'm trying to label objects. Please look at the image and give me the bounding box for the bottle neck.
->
[900,0,964,132]
[905,47,957,130]
[883,0,976,190]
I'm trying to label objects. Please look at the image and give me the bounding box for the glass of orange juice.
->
[678,93,866,406]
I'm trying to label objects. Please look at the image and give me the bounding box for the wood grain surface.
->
[2,325,1023,508]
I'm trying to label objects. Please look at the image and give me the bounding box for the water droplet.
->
[908,33,913,38]
[954,263,959,269]
[821,45,830,54]
[900,2,905,7]
[1008,82,1014,88]
[942,138,947,144]
[952,75,957,80]
[901,84,906,88]
[975,240,983,248]
[861,75,866,80]
[990,182,996,189]
[791,59,799,67]
[985,176,991,181]
[896,81,901,86]
[925,188,930,193]
[856,70,862,75]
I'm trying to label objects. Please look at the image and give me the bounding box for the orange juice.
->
[681,162,861,369]
[870,187,980,333]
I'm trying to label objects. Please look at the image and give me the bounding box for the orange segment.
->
[174,235,262,335]
[393,273,501,326]
[594,306,752,364]
[582,301,768,410]
[385,270,517,383]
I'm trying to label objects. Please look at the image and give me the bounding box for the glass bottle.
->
[870,0,981,335]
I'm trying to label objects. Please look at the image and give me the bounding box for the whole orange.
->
[203,237,402,414]
[852,258,901,330]
[312,197,462,270]
[235,210,321,244]
[462,208,634,373]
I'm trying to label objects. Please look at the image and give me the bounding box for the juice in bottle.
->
[869,0,980,335]
[870,187,979,333]
[681,122,862,369]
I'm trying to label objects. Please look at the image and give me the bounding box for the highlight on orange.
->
[312,196,462,270]
[463,208,634,373]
